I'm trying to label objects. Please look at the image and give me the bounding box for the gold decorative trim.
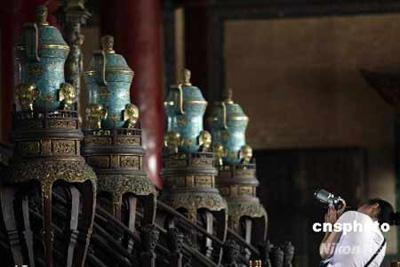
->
[17,44,70,51]
[162,192,227,212]
[184,100,208,105]
[4,158,97,188]
[163,100,208,107]
[84,69,133,76]
[97,174,155,197]
[228,116,249,121]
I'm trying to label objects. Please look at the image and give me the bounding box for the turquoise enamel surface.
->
[165,84,207,153]
[17,25,69,112]
[84,45,133,129]
[209,100,249,165]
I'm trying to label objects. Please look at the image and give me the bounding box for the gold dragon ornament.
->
[164,131,182,154]
[239,145,253,164]
[86,104,107,129]
[123,103,139,128]
[59,83,76,110]
[16,82,40,111]
[198,130,212,152]
[214,144,225,166]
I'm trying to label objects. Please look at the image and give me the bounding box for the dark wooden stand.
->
[160,151,228,260]
[0,110,96,267]
[217,163,267,246]
[82,128,157,252]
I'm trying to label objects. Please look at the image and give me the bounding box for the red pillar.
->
[0,0,58,143]
[0,5,18,143]
[101,0,164,188]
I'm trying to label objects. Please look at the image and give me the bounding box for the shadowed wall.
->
[224,14,399,258]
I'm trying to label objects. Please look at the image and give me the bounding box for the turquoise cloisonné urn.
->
[164,69,208,153]
[16,5,71,112]
[208,90,249,165]
[84,35,138,129]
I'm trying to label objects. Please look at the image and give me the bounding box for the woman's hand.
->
[325,206,339,224]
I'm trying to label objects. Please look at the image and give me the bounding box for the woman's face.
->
[357,203,379,220]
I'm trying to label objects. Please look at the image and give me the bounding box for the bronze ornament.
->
[86,103,108,129]
[123,103,140,128]
[58,82,77,110]
[16,83,40,111]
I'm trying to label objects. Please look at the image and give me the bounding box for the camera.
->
[314,189,345,210]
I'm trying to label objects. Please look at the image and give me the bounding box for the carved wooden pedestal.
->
[216,163,267,246]
[0,110,97,267]
[82,128,157,252]
[161,152,228,259]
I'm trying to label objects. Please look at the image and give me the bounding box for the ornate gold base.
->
[161,152,227,225]
[216,163,267,243]
[82,128,156,233]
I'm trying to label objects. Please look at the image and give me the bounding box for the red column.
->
[0,5,18,143]
[101,0,164,188]
[0,0,58,143]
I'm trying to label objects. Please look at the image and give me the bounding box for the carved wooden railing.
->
[0,190,222,266]
[0,143,295,267]
[0,188,294,267]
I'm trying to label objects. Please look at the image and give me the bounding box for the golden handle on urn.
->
[92,35,115,86]
[170,68,192,115]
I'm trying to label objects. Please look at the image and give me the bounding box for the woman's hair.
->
[366,198,396,225]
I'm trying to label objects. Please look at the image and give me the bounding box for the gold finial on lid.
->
[35,5,49,26]
[101,35,115,53]
[224,88,234,104]
[182,68,192,86]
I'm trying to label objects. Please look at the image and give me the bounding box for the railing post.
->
[282,241,294,267]
[223,239,240,267]
[167,227,184,267]
[140,224,159,267]
[258,240,272,267]
[270,246,284,267]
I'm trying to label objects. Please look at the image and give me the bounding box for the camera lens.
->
[314,189,333,205]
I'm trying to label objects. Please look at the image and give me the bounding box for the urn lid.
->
[179,69,207,102]
[86,35,134,82]
[209,89,249,128]
[17,5,69,56]
[165,69,207,111]
[222,89,248,120]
